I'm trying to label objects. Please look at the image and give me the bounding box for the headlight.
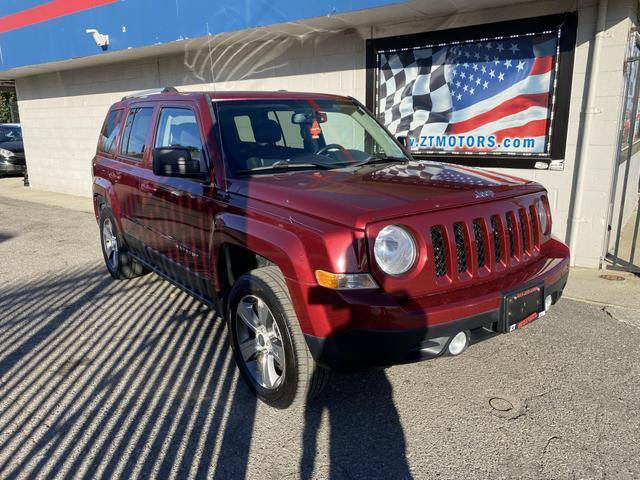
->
[537,197,550,235]
[374,225,417,275]
[0,148,14,158]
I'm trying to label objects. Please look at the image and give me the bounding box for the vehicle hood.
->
[0,140,24,154]
[229,160,544,229]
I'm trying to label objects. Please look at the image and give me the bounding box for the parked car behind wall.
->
[0,124,26,177]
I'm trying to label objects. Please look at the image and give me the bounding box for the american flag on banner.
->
[370,161,521,189]
[377,31,559,155]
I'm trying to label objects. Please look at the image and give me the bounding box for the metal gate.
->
[604,32,640,273]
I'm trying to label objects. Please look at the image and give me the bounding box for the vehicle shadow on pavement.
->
[0,264,412,479]
[0,264,257,479]
[300,370,413,480]
[300,284,414,479]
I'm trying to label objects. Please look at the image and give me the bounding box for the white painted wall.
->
[13,0,638,267]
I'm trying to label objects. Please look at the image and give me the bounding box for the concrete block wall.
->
[13,0,638,266]
[15,28,367,197]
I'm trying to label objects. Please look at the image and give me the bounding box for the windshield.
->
[216,99,408,175]
[0,126,22,143]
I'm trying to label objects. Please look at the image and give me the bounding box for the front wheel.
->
[99,206,148,280]
[227,266,329,409]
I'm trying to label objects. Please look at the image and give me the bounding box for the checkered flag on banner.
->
[378,47,453,139]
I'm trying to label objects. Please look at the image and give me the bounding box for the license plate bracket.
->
[501,284,544,333]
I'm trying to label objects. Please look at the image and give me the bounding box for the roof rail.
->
[121,86,178,101]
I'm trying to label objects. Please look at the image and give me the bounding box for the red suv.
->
[92,88,570,408]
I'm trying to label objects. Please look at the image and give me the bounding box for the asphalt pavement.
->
[0,184,639,479]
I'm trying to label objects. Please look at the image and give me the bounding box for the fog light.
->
[448,331,469,356]
[545,295,553,311]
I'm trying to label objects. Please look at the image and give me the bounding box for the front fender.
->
[212,212,317,332]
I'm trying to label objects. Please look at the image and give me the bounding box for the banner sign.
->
[375,28,563,158]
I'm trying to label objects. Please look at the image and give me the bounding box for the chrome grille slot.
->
[505,214,515,258]
[529,205,539,247]
[518,209,529,253]
[431,226,448,277]
[473,219,486,268]
[490,215,502,264]
[453,223,468,273]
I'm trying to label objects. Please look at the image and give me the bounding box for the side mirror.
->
[396,136,409,148]
[152,147,204,179]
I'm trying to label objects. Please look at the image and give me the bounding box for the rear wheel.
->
[99,206,148,280]
[227,266,329,409]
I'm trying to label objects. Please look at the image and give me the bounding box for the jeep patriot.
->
[92,88,570,408]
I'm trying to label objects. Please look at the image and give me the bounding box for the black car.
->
[0,124,25,176]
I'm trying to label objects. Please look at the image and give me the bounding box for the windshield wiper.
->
[236,162,334,175]
[351,156,409,168]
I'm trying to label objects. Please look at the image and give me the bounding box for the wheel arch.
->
[93,177,124,232]
[212,213,316,331]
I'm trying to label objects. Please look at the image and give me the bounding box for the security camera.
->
[86,29,109,49]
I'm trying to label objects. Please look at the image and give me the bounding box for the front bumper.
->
[302,239,570,371]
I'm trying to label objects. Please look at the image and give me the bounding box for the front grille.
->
[453,223,467,273]
[518,209,529,253]
[431,226,447,277]
[491,215,502,264]
[473,219,486,268]
[506,215,515,258]
[421,199,542,283]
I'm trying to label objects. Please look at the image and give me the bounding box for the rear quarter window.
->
[98,109,123,154]
[120,107,154,159]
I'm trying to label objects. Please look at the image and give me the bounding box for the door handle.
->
[140,181,158,194]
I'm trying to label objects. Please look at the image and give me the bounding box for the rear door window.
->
[99,109,123,154]
[155,107,204,162]
[120,107,154,159]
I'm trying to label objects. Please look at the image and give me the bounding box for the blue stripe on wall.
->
[0,0,402,72]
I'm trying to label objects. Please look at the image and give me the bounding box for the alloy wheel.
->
[235,294,286,390]
[102,218,119,270]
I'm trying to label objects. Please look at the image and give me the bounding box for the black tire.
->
[99,206,148,280]
[227,266,329,409]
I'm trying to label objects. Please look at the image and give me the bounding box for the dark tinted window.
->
[98,110,123,154]
[155,108,204,162]
[121,107,154,158]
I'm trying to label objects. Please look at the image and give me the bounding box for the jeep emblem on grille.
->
[474,190,495,199]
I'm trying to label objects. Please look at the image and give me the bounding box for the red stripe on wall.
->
[0,0,117,34]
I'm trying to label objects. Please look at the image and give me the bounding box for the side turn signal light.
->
[315,270,378,290]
